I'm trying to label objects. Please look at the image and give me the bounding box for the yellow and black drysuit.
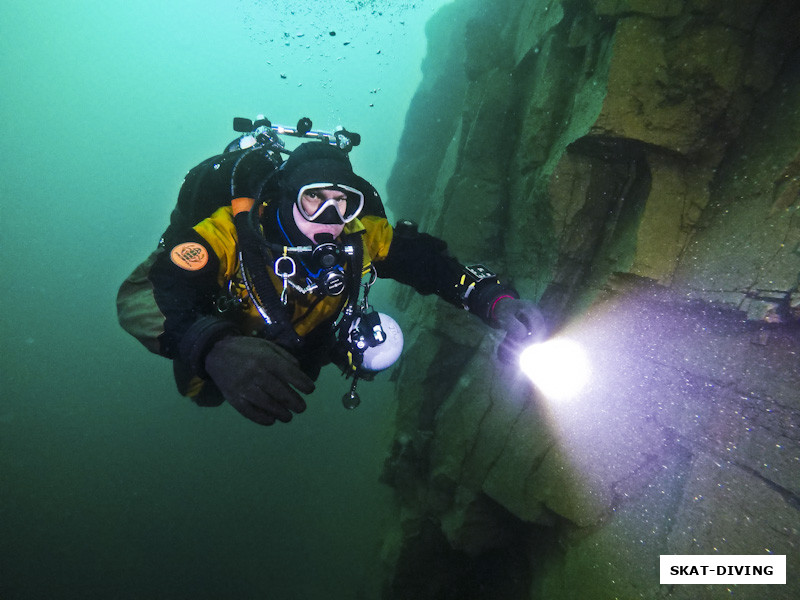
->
[117,200,517,406]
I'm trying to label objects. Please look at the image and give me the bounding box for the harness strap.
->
[336,230,366,344]
[233,207,301,349]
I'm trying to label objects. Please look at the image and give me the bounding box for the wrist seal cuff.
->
[467,281,519,324]
[179,316,238,378]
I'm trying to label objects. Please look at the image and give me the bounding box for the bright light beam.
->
[519,338,591,402]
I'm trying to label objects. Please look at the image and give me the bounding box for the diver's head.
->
[277,142,367,243]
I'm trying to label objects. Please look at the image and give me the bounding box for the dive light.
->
[518,337,591,402]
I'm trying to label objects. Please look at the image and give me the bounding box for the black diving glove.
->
[492,298,547,364]
[204,336,316,426]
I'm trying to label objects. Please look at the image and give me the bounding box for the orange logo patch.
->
[170,242,208,271]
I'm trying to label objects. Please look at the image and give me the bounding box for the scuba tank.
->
[161,148,280,249]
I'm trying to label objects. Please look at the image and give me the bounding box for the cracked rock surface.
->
[380,0,800,598]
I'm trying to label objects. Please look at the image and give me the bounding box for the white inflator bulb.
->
[360,313,404,372]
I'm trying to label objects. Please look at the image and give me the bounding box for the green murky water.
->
[1,1,451,597]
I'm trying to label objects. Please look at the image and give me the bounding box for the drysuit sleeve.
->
[373,219,519,324]
[146,231,230,361]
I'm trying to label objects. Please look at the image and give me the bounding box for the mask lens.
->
[297,184,365,223]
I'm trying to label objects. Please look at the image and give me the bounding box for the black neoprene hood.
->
[280,142,366,199]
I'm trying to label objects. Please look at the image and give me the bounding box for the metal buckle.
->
[274,255,296,278]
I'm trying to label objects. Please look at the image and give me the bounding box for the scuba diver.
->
[117,116,545,426]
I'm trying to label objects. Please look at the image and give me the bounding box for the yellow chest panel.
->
[194,208,393,338]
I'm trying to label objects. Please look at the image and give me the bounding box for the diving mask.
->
[297,183,365,224]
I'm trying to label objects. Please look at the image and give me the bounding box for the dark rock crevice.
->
[385,509,550,600]
[539,135,654,324]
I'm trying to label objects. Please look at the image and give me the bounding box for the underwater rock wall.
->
[381,1,800,599]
